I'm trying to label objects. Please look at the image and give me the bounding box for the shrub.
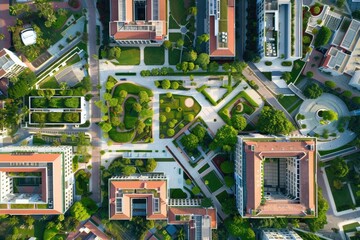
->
[342,90,352,98]
[220,161,234,174]
[192,186,201,195]
[185,179,191,185]
[306,71,314,78]
[314,26,332,48]
[313,6,321,15]
[325,81,336,88]
[301,124,307,128]
[281,61,292,66]
[265,61,272,66]
[303,36,311,44]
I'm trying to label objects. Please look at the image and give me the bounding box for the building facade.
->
[0,146,74,215]
[0,48,27,79]
[235,135,317,218]
[109,0,167,45]
[261,229,302,240]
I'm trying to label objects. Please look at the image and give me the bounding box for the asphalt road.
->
[86,0,102,204]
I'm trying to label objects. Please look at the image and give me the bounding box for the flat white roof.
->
[21,29,37,46]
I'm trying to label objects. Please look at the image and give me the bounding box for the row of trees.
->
[32,112,80,123]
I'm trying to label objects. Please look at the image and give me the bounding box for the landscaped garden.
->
[75,169,91,196]
[30,97,81,108]
[31,112,81,124]
[155,79,189,90]
[144,47,165,65]
[159,94,201,138]
[100,77,154,143]
[202,170,223,193]
[111,47,140,65]
[218,91,259,124]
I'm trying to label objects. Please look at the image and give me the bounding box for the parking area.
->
[31,51,52,68]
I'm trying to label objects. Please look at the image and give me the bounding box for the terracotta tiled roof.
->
[109,179,167,220]
[168,207,217,229]
[243,140,316,216]
[209,3,236,57]
[0,153,64,215]
[0,50,5,57]
[113,31,156,40]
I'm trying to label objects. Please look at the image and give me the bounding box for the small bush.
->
[301,124,307,128]
[342,90,352,98]
[325,81,336,88]
[281,61,292,66]
[265,61,272,66]
[313,6,321,15]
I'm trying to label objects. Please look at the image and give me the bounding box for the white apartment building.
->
[261,229,302,240]
[0,48,27,79]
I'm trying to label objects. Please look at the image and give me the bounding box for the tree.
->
[160,115,167,123]
[100,122,112,132]
[171,81,179,90]
[224,215,255,238]
[64,98,79,108]
[191,124,206,140]
[146,158,157,172]
[197,34,210,44]
[322,110,338,121]
[224,176,235,187]
[133,102,142,113]
[337,0,345,8]
[119,90,128,98]
[184,113,194,122]
[220,161,234,174]
[188,6,197,15]
[70,202,91,221]
[184,50,197,62]
[231,115,247,131]
[306,71,314,78]
[181,134,199,151]
[333,179,343,189]
[304,83,323,99]
[330,157,349,178]
[192,186,200,195]
[167,128,175,137]
[0,34,4,40]
[109,98,118,107]
[122,166,136,176]
[208,61,219,72]
[211,125,238,150]
[176,38,184,48]
[139,91,149,104]
[305,189,329,232]
[314,26,332,48]
[135,120,146,134]
[163,40,172,49]
[325,80,336,88]
[161,79,171,89]
[257,106,295,135]
[195,53,210,70]
[281,72,292,82]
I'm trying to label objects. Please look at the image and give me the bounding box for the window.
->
[153,198,159,212]
[116,198,122,213]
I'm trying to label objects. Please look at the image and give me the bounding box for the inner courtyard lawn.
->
[144,47,165,65]
[169,0,187,25]
[202,170,223,193]
[116,47,140,65]
[169,48,181,65]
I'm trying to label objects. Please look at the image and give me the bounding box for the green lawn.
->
[116,47,140,65]
[202,171,223,193]
[109,129,136,143]
[124,97,139,129]
[169,33,183,42]
[198,163,210,174]
[343,222,360,233]
[53,11,71,30]
[160,94,201,138]
[169,48,181,65]
[66,54,81,65]
[325,167,354,211]
[216,190,229,203]
[219,0,228,32]
[39,76,60,89]
[290,59,306,83]
[169,15,180,29]
[278,96,302,110]
[169,0,187,25]
[113,82,153,96]
[170,188,187,198]
[144,47,165,65]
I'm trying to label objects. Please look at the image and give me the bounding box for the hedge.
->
[108,128,136,143]
[115,72,137,76]
[281,61,292,66]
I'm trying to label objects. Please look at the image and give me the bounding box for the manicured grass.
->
[219,0,228,32]
[124,97,139,129]
[169,33,183,42]
[113,82,153,97]
[53,12,71,30]
[169,15,180,29]
[325,167,354,212]
[343,222,360,233]
[170,188,188,198]
[169,48,181,65]
[169,0,187,25]
[144,47,165,65]
[66,54,81,65]
[218,91,259,124]
[288,99,303,113]
[39,77,60,89]
[278,96,301,110]
[198,163,210,174]
[160,94,201,138]
[116,47,140,65]
[109,128,136,143]
[202,171,223,193]
[290,59,306,83]
[216,190,230,203]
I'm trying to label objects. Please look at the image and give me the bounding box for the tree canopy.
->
[70,202,91,221]
[257,106,295,135]
[211,125,238,151]
[314,26,332,48]
[304,83,323,99]
[231,115,247,131]
[224,215,255,238]
[191,124,206,140]
[330,157,349,178]
[322,110,338,121]
[181,134,199,151]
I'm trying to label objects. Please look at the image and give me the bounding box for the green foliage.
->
[314,26,332,48]
[195,53,210,70]
[181,134,199,151]
[305,189,329,232]
[224,215,255,239]
[306,71,314,78]
[231,114,247,131]
[201,198,213,207]
[192,186,201,195]
[257,106,295,134]
[146,158,157,172]
[330,157,349,178]
[211,125,238,151]
[122,166,136,176]
[224,176,235,187]
[70,202,91,221]
[220,161,234,174]
[325,80,336,88]
[322,110,338,121]
[191,124,206,140]
[304,83,323,99]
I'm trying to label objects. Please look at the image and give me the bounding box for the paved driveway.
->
[0,0,15,49]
